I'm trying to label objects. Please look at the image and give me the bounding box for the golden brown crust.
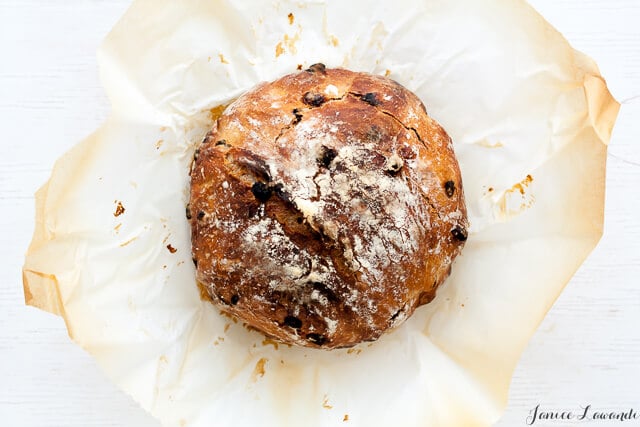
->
[189,65,468,349]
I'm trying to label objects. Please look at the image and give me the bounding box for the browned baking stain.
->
[22,270,73,334]
[219,310,238,323]
[223,323,231,333]
[329,35,339,47]
[498,174,535,217]
[197,282,213,302]
[219,53,229,64]
[322,395,333,410]
[196,282,213,302]
[114,223,122,232]
[275,33,300,58]
[166,244,177,253]
[288,12,294,25]
[251,357,267,381]
[209,104,227,122]
[119,236,138,247]
[512,174,533,195]
[262,338,280,350]
[113,201,125,217]
[343,414,349,422]
[385,69,391,77]
[213,336,225,345]
[346,347,362,355]
[476,138,504,148]
[155,139,163,150]
[297,64,303,70]
[243,323,262,334]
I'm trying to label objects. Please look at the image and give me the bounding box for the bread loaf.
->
[189,64,468,349]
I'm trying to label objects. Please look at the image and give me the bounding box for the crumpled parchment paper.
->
[22,0,619,426]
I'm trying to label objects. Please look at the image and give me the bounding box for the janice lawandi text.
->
[527,404,639,425]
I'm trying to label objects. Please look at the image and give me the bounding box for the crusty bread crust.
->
[189,65,468,349]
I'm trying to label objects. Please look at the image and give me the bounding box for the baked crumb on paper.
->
[22,0,619,426]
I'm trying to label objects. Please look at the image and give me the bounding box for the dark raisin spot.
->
[318,145,337,168]
[251,182,273,202]
[292,108,303,123]
[197,211,205,220]
[296,217,304,224]
[303,92,326,107]
[444,180,456,198]
[192,257,198,267]
[194,148,200,161]
[284,315,302,329]
[306,63,326,74]
[451,226,468,242]
[306,333,327,345]
[362,92,380,106]
[230,294,239,305]
[186,205,192,220]
[215,139,229,147]
[390,306,406,323]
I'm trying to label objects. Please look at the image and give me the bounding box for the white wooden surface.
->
[0,1,638,426]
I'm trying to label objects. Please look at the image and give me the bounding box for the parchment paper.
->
[23,0,619,426]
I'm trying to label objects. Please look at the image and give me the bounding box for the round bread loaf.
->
[189,64,468,349]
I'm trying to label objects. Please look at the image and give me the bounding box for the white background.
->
[0,1,638,426]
